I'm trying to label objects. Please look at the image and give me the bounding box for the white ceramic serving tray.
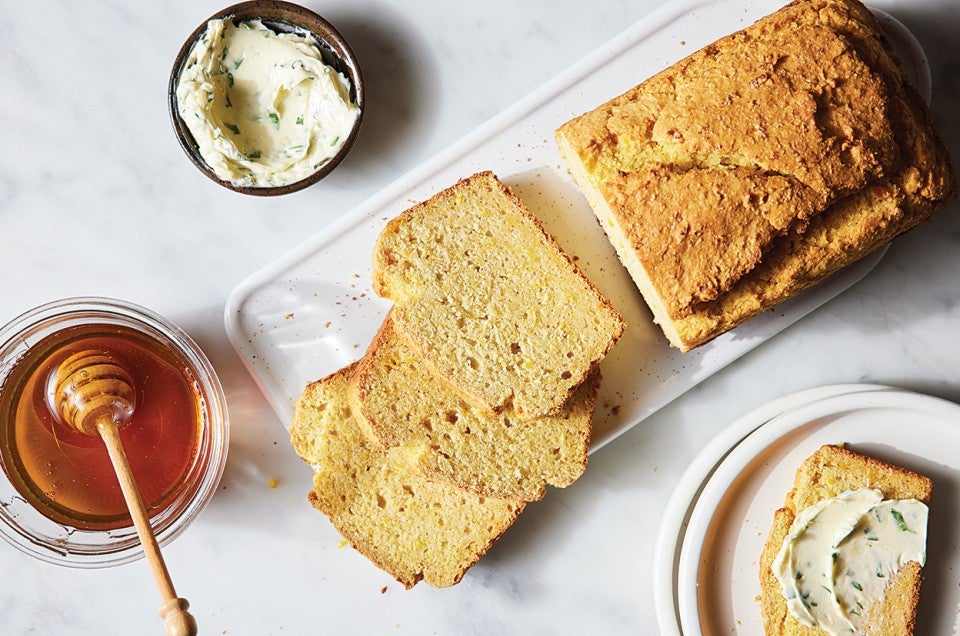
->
[224,0,925,449]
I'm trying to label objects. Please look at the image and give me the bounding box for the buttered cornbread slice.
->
[290,364,524,589]
[348,313,598,502]
[372,171,624,419]
[759,445,932,635]
[556,0,957,351]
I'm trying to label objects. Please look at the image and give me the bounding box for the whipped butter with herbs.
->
[175,18,359,187]
[772,488,928,635]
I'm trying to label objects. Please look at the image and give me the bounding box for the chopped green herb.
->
[268,113,280,125]
[851,581,863,591]
[296,116,304,125]
[220,46,228,59]
[891,509,909,532]
[289,145,304,152]
[876,571,885,578]
[330,136,340,146]
[225,94,232,108]
[795,571,803,580]
[242,22,252,30]
[809,601,818,607]
[820,585,831,594]
[866,536,878,541]
[850,609,861,617]
[832,552,838,563]
[225,123,240,134]
[247,150,262,159]
[227,71,235,87]
[234,58,243,69]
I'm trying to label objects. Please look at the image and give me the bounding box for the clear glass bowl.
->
[0,297,229,567]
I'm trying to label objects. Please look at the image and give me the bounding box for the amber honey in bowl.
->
[0,297,228,567]
[0,323,202,530]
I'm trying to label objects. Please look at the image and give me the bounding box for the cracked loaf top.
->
[556,0,956,351]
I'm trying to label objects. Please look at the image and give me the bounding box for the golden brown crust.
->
[556,0,957,351]
[758,444,932,635]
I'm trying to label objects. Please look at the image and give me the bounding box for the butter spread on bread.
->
[759,445,932,635]
[771,488,928,635]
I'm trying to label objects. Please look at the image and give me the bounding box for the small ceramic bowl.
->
[168,1,364,196]
[0,297,229,567]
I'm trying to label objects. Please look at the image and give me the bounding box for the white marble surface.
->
[1,0,958,634]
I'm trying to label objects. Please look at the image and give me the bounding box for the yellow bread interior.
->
[348,312,597,502]
[290,364,524,588]
[372,170,624,417]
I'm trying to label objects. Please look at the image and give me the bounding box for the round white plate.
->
[676,388,960,635]
[653,383,897,636]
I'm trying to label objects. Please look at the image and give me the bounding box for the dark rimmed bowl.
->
[168,1,364,196]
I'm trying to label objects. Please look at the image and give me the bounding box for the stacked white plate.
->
[654,384,960,635]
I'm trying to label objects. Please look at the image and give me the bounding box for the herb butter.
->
[772,488,928,635]
[175,18,359,187]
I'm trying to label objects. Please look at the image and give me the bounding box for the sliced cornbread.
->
[556,0,957,351]
[759,444,932,635]
[348,313,598,502]
[290,364,524,589]
[372,170,624,418]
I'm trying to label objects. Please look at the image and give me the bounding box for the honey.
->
[0,322,202,531]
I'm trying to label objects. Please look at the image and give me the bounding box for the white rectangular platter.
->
[224,0,885,451]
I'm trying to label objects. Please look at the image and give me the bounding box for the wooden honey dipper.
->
[51,351,198,636]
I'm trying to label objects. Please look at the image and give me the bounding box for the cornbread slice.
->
[348,313,598,501]
[556,0,957,351]
[372,171,624,418]
[290,364,524,589]
[759,444,932,635]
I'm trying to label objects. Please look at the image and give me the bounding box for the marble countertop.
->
[2,0,959,633]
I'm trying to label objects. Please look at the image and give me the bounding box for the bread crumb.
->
[324,321,331,328]
[380,586,388,594]
[338,540,349,548]
[284,313,294,319]
[268,478,279,489]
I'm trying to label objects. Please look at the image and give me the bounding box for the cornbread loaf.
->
[290,364,524,589]
[348,313,598,501]
[759,444,932,635]
[372,171,625,418]
[556,0,957,351]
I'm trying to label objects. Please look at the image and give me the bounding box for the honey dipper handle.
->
[98,422,198,636]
